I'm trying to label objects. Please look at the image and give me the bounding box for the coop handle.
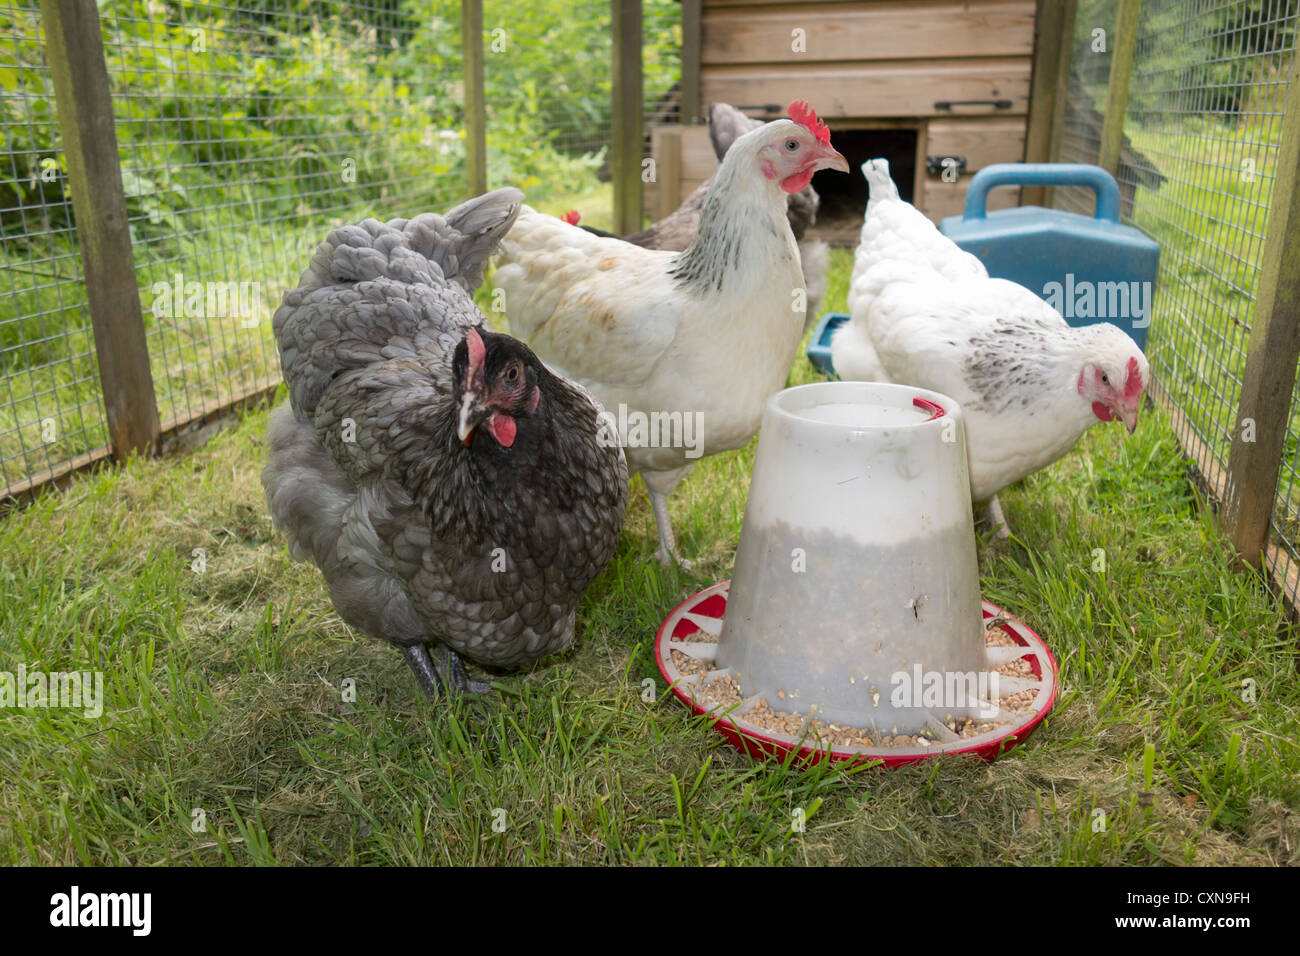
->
[934,99,1014,111]
[961,163,1122,223]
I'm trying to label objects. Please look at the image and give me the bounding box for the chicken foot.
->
[401,644,492,701]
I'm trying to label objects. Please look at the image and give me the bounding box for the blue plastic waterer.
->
[939,164,1159,349]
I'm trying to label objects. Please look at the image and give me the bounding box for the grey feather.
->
[262,187,628,693]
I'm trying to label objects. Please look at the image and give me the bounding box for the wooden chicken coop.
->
[641,0,1073,242]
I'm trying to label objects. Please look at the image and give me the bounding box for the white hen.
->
[833,161,1150,535]
[836,159,988,382]
[495,101,848,564]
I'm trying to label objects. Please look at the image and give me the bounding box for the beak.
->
[1120,401,1140,435]
[816,142,849,174]
[458,390,489,445]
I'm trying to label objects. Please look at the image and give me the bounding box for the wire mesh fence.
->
[1057,0,1111,216]
[98,1,454,432]
[0,0,678,504]
[1058,0,1300,603]
[1,1,108,494]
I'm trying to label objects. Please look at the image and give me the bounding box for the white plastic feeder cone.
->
[716,381,989,734]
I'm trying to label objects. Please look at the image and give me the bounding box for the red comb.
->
[466,326,486,372]
[1123,355,1144,401]
[788,100,830,145]
[562,210,580,225]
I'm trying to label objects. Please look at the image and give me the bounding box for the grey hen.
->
[587,103,829,316]
[262,188,628,700]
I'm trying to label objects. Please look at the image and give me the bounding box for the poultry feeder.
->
[654,381,1058,767]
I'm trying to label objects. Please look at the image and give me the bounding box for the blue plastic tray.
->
[806,312,847,376]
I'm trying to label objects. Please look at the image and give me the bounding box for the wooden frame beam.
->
[1224,48,1300,571]
[1098,0,1141,178]
[40,0,160,461]
[680,0,702,125]
[461,0,487,197]
[1022,0,1075,206]
[612,0,643,235]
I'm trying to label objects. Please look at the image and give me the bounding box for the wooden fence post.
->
[1023,0,1075,206]
[1224,49,1300,572]
[612,0,643,236]
[658,128,681,218]
[40,0,159,460]
[1098,0,1141,178]
[680,0,702,125]
[462,0,487,198]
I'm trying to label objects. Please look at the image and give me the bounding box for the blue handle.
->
[961,163,1122,222]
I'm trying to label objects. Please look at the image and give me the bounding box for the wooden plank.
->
[702,1,1036,64]
[645,124,712,214]
[1150,380,1229,507]
[674,123,718,179]
[681,0,702,124]
[157,377,282,440]
[920,177,1019,224]
[1265,540,1300,621]
[0,446,113,511]
[0,377,280,512]
[1224,48,1300,571]
[40,0,160,461]
[611,0,643,235]
[1098,0,1141,178]
[1022,0,1070,205]
[913,121,929,206]
[701,58,1031,119]
[461,0,487,197]
[657,128,682,219]
[924,117,1027,171]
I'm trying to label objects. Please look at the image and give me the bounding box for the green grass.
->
[0,248,1296,867]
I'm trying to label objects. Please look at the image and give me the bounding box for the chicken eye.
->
[1101,374,1110,384]
[785,139,799,151]
[505,365,519,383]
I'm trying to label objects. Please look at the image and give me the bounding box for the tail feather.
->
[861,158,900,201]
[439,187,525,293]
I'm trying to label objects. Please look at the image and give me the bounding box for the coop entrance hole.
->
[810,127,918,245]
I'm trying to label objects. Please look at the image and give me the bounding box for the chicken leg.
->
[649,490,691,568]
[402,644,491,701]
[985,495,1011,540]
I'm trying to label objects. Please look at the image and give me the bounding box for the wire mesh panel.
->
[1057,0,1113,214]
[1059,0,1299,601]
[95,0,462,430]
[481,0,613,214]
[478,0,679,228]
[644,0,682,128]
[2,0,685,502]
[1126,0,1295,598]
[0,2,110,495]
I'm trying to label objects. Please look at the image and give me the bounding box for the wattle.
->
[781,167,816,194]
[1091,401,1114,423]
[488,414,518,447]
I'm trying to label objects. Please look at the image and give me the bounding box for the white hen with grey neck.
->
[494,113,848,565]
